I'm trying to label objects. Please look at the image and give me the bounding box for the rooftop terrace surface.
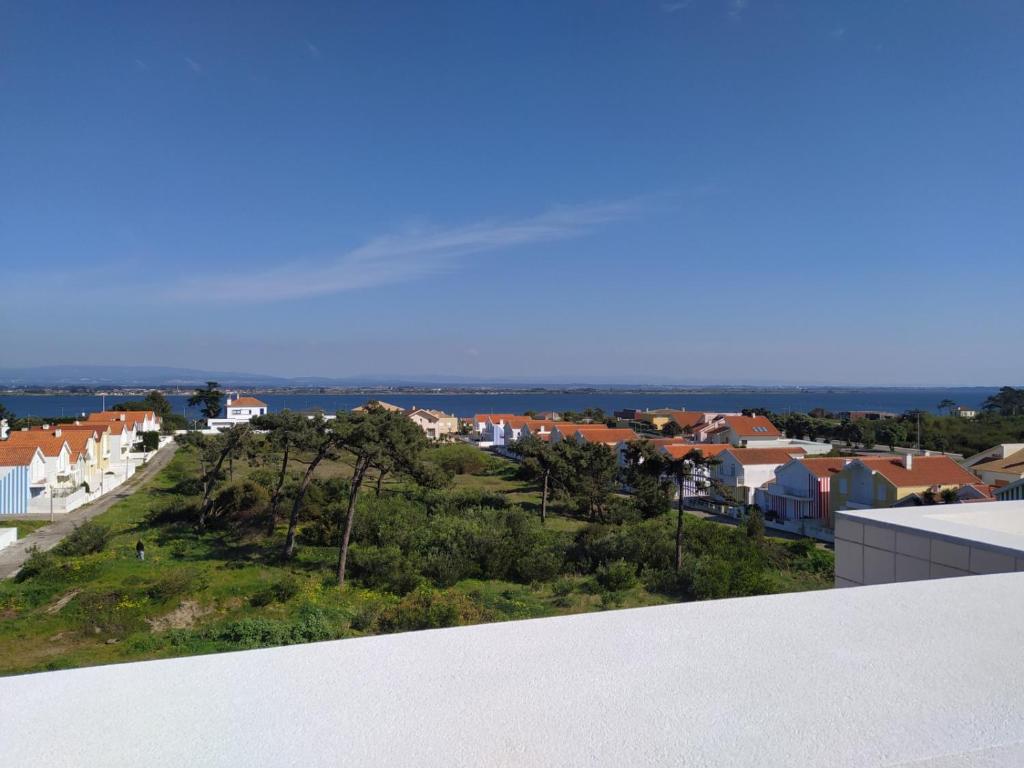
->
[3,573,1024,767]
[840,499,1024,557]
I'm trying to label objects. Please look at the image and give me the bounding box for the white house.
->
[713,447,807,506]
[473,413,516,438]
[86,410,161,435]
[963,444,1024,487]
[755,457,854,528]
[3,429,74,490]
[657,443,731,500]
[207,395,269,430]
[518,420,562,441]
[0,445,47,515]
[706,415,782,447]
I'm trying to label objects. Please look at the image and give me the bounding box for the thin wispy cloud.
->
[169,201,638,304]
[305,41,321,59]
[661,1,694,12]
[184,57,202,74]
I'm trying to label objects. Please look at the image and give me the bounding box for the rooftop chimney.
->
[903,453,913,470]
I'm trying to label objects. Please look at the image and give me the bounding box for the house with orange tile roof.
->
[81,415,138,467]
[830,454,981,512]
[548,424,611,444]
[4,429,74,488]
[87,409,161,434]
[706,415,781,446]
[0,445,47,515]
[405,408,459,440]
[473,414,517,434]
[712,447,808,506]
[207,393,268,431]
[518,420,565,442]
[755,457,857,528]
[656,443,731,501]
[552,426,638,465]
[14,426,104,491]
[963,444,1024,487]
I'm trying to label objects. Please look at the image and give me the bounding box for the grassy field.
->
[0,446,833,677]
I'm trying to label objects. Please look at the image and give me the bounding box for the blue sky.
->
[2,1,1022,385]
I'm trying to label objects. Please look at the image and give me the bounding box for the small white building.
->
[208,394,268,430]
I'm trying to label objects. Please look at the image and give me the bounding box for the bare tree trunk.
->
[540,470,549,524]
[283,453,323,559]
[267,443,290,536]
[674,476,684,573]
[198,446,233,529]
[337,460,368,588]
[375,470,386,496]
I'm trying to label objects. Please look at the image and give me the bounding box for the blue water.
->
[0,388,998,420]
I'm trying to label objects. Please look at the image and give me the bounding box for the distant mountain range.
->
[0,365,617,388]
[0,366,1006,391]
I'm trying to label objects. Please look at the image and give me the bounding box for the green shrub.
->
[250,575,301,607]
[55,521,111,557]
[146,498,199,526]
[596,559,637,591]
[14,546,57,582]
[428,444,494,475]
[349,602,385,633]
[138,431,160,452]
[641,566,689,597]
[552,578,574,598]
[211,480,269,525]
[377,585,488,632]
[146,569,208,602]
[202,606,335,649]
[349,544,423,595]
[169,541,189,560]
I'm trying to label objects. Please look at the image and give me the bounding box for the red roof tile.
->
[0,445,44,467]
[854,455,979,488]
[723,447,806,466]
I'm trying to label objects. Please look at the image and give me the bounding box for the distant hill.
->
[0,366,295,388]
[0,365,600,388]
[0,366,1007,391]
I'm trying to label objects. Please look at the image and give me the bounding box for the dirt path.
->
[0,443,179,580]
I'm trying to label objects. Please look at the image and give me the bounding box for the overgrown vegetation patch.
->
[0,428,833,677]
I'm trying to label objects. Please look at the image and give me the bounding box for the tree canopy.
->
[188,381,225,421]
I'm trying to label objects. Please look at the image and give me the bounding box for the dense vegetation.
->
[744,390,1024,457]
[0,417,831,676]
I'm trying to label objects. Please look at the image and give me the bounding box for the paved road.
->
[0,443,179,580]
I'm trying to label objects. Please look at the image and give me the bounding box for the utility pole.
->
[916,411,921,452]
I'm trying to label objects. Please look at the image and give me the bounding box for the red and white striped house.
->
[755,457,854,527]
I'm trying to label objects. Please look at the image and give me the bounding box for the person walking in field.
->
[136,540,145,561]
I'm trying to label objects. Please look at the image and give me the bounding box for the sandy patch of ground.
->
[147,600,213,632]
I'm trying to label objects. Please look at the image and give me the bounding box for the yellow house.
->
[830,454,979,512]
[404,408,460,440]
